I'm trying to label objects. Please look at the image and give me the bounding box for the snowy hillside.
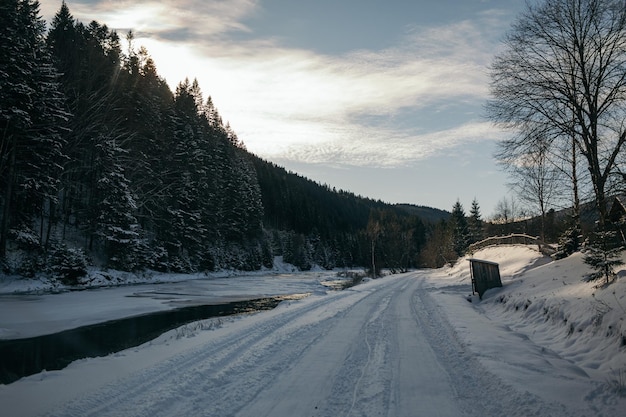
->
[1,245,625,416]
[441,246,625,377]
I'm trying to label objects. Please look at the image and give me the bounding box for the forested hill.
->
[251,155,449,270]
[252,155,447,240]
[251,156,387,237]
[395,204,450,224]
[0,1,444,279]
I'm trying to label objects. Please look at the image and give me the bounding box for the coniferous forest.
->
[1,1,452,281]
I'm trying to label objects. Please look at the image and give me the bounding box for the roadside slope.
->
[426,245,626,414]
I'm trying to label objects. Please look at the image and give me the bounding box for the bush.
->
[16,254,45,278]
[553,220,582,260]
[49,245,89,285]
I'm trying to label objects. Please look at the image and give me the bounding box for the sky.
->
[40,0,531,216]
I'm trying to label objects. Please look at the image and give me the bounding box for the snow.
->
[1,245,625,416]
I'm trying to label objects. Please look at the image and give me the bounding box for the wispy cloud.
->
[46,0,257,39]
[43,1,509,168]
[281,121,503,168]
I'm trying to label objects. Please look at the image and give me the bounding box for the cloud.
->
[179,17,502,166]
[49,0,258,40]
[279,121,503,168]
[43,1,508,168]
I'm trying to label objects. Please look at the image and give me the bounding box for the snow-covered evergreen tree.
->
[450,200,470,257]
[0,0,68,255]
[47,10,124,254]
[94,137,142,270]
[583,229,623,285]
[554,214,582,260]
[49,243,88,285]
[468,198,483,245]
[283,232,313,271]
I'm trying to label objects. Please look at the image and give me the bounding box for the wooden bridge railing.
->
[467,234,555,256]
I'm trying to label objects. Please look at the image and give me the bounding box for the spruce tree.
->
[47,9,125,252]
[468,198,483,245]
[94,137,142,270]
[450,200,469,257]
[554,214,582,259]
[0,0,68,255]
[46,2,81,87]
[583,229,623,285]
[116,40,175,236]
[158,79,209,268]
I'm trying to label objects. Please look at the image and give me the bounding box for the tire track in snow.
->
[318,279,418,417]
[234,280,402,417]
[46,289,374,417]
[345,294,392,417]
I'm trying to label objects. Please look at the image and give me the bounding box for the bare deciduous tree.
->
[504,135,561,241]
[493,195,518,225]
[488,0,626,228]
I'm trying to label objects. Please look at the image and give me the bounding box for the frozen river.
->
[0,271,343,339]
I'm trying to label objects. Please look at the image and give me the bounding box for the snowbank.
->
[429,245,626,395]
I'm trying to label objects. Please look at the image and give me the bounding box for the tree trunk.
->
[572,136,580,222]
[0,134,16,257]
[371,239,376,278]
[45,200,56,250]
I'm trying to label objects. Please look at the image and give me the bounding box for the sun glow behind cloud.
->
[42,0,509,169]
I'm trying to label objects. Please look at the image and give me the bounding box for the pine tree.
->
[450,200,469,257]
[46,2,81,87]
[116,39,175,237]
[220,148,264,242]
[0,0,68,255]
[156,79,209,268]
[47,9,125,252]
[468,198,483,245]
[94,137,142,270]
[284,232,312,270]
[554,214,582,259]
[583,229,623,285]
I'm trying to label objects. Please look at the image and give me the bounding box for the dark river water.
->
[0,295,306,384]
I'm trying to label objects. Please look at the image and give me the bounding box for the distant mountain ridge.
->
[395,204,450,223]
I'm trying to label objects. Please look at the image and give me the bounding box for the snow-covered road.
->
[4,268,616,417]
